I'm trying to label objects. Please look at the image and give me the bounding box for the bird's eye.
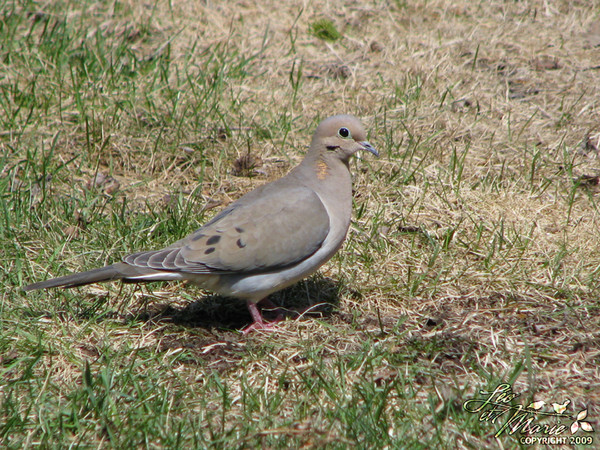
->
[338,127,351,138]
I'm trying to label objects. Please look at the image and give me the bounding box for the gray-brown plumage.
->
[24,115,378,331]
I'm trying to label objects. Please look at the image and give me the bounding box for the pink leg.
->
[241,300,284,334]
[247,301,266,325]
[240,298,326,334]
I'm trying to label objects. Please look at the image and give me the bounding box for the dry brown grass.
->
[165,0,600,427]
[4,0,600,446]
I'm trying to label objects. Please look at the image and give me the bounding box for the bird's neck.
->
[293,153,353,206]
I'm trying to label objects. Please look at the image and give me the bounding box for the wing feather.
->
[124,184,330,275]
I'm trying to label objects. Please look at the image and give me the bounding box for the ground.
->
[1,0,600,447]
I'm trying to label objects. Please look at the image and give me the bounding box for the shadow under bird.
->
[24,114,378,332]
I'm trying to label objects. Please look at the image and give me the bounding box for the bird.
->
[23,114,378,332]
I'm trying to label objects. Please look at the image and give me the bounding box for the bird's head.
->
[312,114,378,163]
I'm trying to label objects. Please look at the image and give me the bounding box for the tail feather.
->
[22,263,179,292]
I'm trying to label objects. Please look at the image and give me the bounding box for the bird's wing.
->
[124,185,330,274]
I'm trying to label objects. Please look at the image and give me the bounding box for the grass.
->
[310,19,342,42]
[2,0,600,447]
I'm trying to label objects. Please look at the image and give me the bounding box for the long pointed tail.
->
[23,263,179,292]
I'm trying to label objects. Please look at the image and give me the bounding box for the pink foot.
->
[241,300,284,334]
[240,299,326,334]
[241,320,281,334]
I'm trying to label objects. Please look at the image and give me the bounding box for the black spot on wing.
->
[206,235,221,245]
[204,247,216,254]
[235,227,244,233]
[236,238,245,248]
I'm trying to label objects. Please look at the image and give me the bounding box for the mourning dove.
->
[23,115,378,331]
